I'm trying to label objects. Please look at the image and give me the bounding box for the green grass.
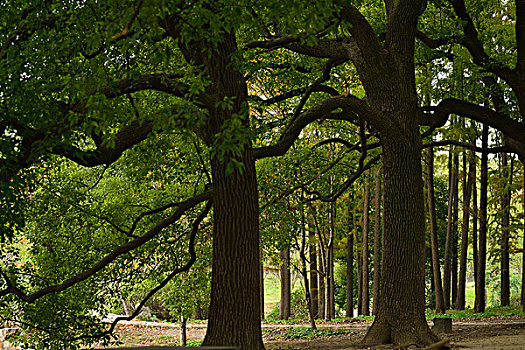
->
[280,327,352,340]
[426,305,525,320]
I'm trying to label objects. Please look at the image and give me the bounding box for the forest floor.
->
[90,315,525,349]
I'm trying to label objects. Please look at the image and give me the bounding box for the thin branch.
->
[0,191,211,303]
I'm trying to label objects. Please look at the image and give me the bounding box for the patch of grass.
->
[426,305,525,320]
[280,327,352,340]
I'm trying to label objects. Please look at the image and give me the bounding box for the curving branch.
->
[254,94,387,160]
[70,200,213,342]
[0,191,211,303]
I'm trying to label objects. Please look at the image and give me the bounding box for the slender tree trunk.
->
[473,161,478,294]
[326,201,336,320]
[522,169,525,312]
[362,171,370,316]
[443,150,457,310]
[364,133,438,346]
[300,207,316,329]
[500,152,511,306]
[475,125,489,314]
[318,252,325,319]
[280,248,291,320]
[346,195,354,318]
[201,31,263,350]
[456,154,474,310]
[260,247,265,319]
[355,210,363,316]
[309,229,319,319]
[426,147,445,313]
[452,153,460,308]
[373,166,382,315]
[180,316,187,347]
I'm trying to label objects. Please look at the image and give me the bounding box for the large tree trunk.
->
[373,167,382,316]
[280,248,291,320]
[364,133,438,346]
[200,31,264,350]
[362,171,370,316]
[456,154,474,310]
[346,196,355,318]
[309,229,319,319]
[426,147,445,314]
[500,152,511,306]
[474,124,489,314]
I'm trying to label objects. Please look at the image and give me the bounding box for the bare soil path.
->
[90,316,525,349]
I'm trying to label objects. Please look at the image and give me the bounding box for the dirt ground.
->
[91,316,525,349]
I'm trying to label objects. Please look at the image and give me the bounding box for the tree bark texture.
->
[364,134,438,346]
[475,125,489,314]
[198,32,263,350]
[456,154,474,310]
[500,152,511,306]
[373,167,382,316]
[426,147,445,313]
[346,197,355,318]
[280,248,291,320]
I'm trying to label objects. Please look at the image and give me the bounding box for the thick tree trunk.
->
[203,144,264,349]
[426,147,445,313]
[474,125,489,314]
[373,167,382,316]
[346,197,354,318]
[200,31,264,350]
[364,134,438,346]
[456,154,474,310]
[309,230,319,319]
[500,152,511,306]
[443,150,457,310]
[362,171,370,316]
[280,248,291,320]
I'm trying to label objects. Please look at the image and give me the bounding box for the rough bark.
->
[199,32,263,350]
[346,196,355,318]
[373,167,382,316]
[474,124,489,314]
[456,154,474,310]
[500,152,511,306]
[364,134,438,346]
[426,147,445,313]
[361,171,370,316]
[280,248,291,320]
